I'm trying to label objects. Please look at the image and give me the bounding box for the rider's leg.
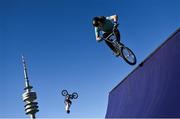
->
[103,33,118,54]
[114,29,121,43]
[105,40,118,53]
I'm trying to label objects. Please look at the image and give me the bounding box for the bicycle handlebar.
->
[113,23,119,30]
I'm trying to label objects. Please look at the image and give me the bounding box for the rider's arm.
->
[106,15,118,23]
[95,27,102,42]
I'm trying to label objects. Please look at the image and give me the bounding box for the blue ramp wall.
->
[106,28,180,118]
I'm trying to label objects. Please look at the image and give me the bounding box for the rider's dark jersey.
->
[94,17,114,37]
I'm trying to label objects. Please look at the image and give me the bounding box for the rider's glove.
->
[113,23,119,30]
[96,37,103,42]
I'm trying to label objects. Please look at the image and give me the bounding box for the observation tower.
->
[22,56,39,119]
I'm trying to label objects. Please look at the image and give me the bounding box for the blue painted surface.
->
[106,28,180,118]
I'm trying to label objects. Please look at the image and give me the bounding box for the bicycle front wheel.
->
[121,46,136,65]
[61,90,68,96]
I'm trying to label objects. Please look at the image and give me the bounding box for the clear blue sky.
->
[0,0,180,118]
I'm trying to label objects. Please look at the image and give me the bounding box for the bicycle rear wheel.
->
[72,92,78,99]
[121,46,136,65]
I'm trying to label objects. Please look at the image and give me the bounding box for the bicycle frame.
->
[103,25,123,52]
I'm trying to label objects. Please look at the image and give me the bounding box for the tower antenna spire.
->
[22,55,31,92]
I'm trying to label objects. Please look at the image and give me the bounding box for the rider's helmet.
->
[92,17,99,27]
[92,16,106,27]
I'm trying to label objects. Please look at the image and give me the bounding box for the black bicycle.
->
[61,90,78,99]
[104,24,137,65]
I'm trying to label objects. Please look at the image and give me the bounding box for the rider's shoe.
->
[113,51,121,57]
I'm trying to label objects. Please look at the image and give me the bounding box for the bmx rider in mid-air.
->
[92,14,121,56]
[62,90,78,114]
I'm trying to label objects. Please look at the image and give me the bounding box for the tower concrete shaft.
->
[22,56,39,119]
